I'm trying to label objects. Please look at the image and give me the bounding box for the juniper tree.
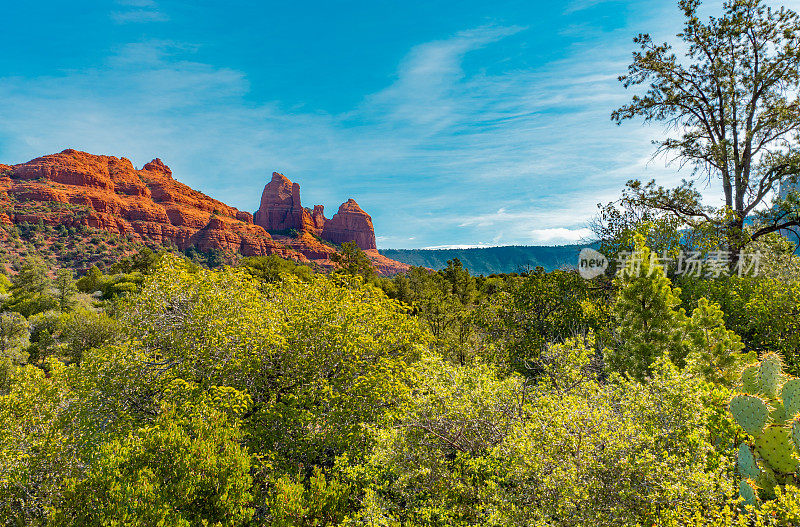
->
[53,269,77,313]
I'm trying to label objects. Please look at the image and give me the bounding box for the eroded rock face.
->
[310,205,327,233]
[254,172,378,251]
[0,150,302,260]
[321,199,377,250]
[0,150,408,274]
[364,249,411,275]
[253,172,317,233]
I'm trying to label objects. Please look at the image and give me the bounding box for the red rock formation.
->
[253,172,318,233]
[310,205,327,232]
[281,232,410,275]
[0,150,408,275]
[0,150,302,261]
[321,199,377,250]
[364,249,410,275]
[253,173,377,250]
[190,215,307,260]
[283,231,337,261]
[253,172,379,251]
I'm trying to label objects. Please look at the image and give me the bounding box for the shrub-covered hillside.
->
[1,231,800,525]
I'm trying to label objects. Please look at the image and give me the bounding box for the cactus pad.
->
[771,400,787,423]
[791,418,800,453]
[742,364,760,394]
[755,426,799,474]
[730,394,770,436]
[737,443,761,479]
[739,479,759,507]
[783,379,800,418]
[758,466,778,500]
[760,353,784,398]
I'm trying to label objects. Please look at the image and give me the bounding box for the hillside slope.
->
[0,150,410,275]
[380,245,584,275]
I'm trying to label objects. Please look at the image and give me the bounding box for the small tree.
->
[75,265,103,294]
[441,258,477,305]
[0,312,28,388]
[53,269,77,313]
[330,241,376,280]
[0,273,10,296]
[608,235,690,379]
[5,260,56,317]
[497,268,603,375]
[0,312,27,357]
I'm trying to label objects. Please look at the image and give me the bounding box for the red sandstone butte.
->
[0,150,303,260]
[0,150,410,275]
[321,199,377,250]
[253,172,322,234]
[253,173,377,251]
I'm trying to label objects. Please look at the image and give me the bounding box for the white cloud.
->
[530,227,593,244]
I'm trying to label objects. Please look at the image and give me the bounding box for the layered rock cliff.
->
[253,172,323,234]
[0,150,409,275]
[253,173,377,251]
[321,199,377,250]
[0,150,301,260]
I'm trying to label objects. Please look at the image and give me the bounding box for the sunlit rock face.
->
[254,172,377,250]
[321,199,377,250]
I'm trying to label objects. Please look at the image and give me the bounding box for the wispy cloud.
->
[0,5,696,249]
[563,0,619,15]
[111,0,168,24]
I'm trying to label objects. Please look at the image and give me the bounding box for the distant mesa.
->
[0,150,407,275]
[253,172,377,250]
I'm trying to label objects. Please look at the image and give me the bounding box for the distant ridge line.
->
[379,244,589,275]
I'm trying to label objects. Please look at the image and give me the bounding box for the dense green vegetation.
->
[0,226,799,525]
[3,0,800,524]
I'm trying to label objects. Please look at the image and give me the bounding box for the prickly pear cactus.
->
[741,364,760,395]
[737,443,760,480]
[730,394,769,435]
[729,353,800,506]
[783,379,800,416]
[739,479,759,507]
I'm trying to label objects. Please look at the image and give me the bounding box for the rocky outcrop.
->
[283,231,337,261]
[0,150,408,275]
[0,150,302,260]
[311,205,327,232]
[364,249,412,275]
[321,199,377,250]
[253,172,319,233]
[254,174,377,251]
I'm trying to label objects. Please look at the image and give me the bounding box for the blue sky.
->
[2,0,797,248]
